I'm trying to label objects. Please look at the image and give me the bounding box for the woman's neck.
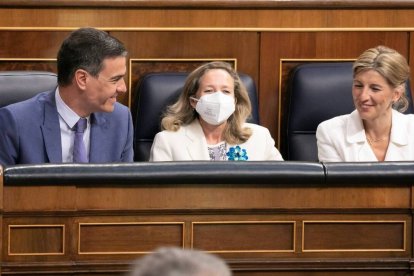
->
[362,111,393,161]
[198,118,227,145]
[363,111,392,140]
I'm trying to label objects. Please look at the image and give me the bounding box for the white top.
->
[316,109,414,162]
[150,119,284,161]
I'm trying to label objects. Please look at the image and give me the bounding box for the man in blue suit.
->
[0,27,134,165]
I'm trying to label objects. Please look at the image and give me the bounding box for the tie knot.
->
[75,118,87,134]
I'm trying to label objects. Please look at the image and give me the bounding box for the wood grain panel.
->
[260,31,408,146]
[112,31,258,79]
[1,8,414,28]
[192,221,294,252]
[303,221,405,252]
[3,186,76,212]
[234,272,410,276]
[0,31,67,58]
[8,225,64,255]
[78,222,183,254]
[75,185,410,210]
[0,60,57,73]
[1,178,414,274]
[2,0,414,8]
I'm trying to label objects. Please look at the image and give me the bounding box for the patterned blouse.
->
[207,142,227,161]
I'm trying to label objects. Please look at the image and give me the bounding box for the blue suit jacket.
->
[0,91,134,165]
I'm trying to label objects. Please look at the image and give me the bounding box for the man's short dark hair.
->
[57,27,127,86]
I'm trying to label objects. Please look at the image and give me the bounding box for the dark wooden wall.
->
[1,1,414,153]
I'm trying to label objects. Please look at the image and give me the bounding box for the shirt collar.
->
[390,109,408,146]
[55,88,89,129]
[346,110,365,143]
[346,109,408,146]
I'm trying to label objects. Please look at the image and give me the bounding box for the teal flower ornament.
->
[226,146,248,161]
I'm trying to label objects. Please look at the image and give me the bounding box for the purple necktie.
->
[73,118,88,163]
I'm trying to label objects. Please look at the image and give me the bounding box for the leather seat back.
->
[0,71,57,108]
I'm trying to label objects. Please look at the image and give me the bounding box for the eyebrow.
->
[371,84,383,88]
[203,84,233,89]
[353,80,384,88]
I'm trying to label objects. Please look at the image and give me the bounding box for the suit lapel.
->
[357,144,377,161]
[385,143,408,160]
[185,120,210,160]
[385,110,409,161]
[89,113,108,162]
[41,93,62,163]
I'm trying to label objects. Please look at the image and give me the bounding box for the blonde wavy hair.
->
[353,45,411,112]
[161,61,253,144]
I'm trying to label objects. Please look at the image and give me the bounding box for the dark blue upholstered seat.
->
[0,71,57,108]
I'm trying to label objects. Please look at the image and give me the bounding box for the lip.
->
[108,96,117,104]
[357,103,374,112]
[357,101,374,107]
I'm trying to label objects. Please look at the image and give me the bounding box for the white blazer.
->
[150,119,283,161]
[316,109,414,162]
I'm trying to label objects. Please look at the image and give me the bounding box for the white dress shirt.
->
[55,89,91,162]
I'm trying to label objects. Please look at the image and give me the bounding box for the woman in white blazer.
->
[150,61,283,161]
[317,45,414,162]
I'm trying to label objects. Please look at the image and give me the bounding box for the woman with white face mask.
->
[316,45,414,162]
[150,61,283,161]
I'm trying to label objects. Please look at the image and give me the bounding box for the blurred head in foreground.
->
[129,247,232,276]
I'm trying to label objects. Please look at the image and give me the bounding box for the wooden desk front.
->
[0,162,412,275]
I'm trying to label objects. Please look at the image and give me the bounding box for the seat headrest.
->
[0,71,57,108]
[288,62,355,132]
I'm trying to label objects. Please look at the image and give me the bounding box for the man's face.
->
[83,56,127,113]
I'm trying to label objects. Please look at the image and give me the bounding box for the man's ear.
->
[74,69,88,90]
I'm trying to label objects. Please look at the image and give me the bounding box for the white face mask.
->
[191,91,236,125]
